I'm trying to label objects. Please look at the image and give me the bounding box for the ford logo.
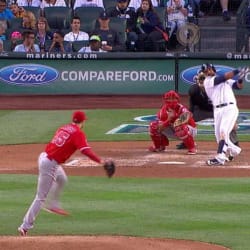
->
[181,65,235,85]
[0,64,59,86]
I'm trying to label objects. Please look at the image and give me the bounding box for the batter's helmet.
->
[200,63,216,73]
[72,111,87,123]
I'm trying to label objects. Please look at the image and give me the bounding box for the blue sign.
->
[0,64,59,86]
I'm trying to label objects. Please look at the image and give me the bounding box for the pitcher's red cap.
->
[72,111,87,123]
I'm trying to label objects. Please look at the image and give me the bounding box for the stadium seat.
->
[7,18,23,29]
[154,7,168,51]
[23,6,41,19]
[44,7,73,30]
[80,18,97,34]
[71,40,89,52]
[109,17,127,45]
[103,0,117,11]
[3,40,12,52]
[74,6,104,22]
[154,6,167,30]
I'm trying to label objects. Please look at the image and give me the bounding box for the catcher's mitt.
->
[103,160,116,178]
[173,112,190,128]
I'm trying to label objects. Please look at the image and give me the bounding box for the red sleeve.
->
[81,148,101,163]
[74,130,88,150]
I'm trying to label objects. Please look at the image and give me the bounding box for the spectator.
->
[73,0,104,9]
[0,39,3,52]
[35,16,53,52]
[0,20,7,40]
[93,11,125,52]
[129,0,158,11]
[64,16,89,42]
[10,30,22,51]
[21,10,37,31]
[135,0,165,51]
[0,0,14,20]
[13,30,40,52]
[17,0,42,7]
[48,30,72,53]
[166,0,187,41]
[220,0,230,21]
[186,0,204,18]
[78,34,106,52]
[108,0,138,51]
[10,3,26,18]
[40,0,66,9]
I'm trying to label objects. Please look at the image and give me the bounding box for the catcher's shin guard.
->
[182,134,195,151]
[149,121,169,150]
[149,134,169,150]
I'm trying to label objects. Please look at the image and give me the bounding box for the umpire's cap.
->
[72,111,87,123]
[200,63,216,73]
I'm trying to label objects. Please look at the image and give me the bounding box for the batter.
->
[201,63,249,165]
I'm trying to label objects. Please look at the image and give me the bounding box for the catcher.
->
[18,110,115,236]
[148,90,197,154]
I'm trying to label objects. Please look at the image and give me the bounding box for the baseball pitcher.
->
[18,111,115,236]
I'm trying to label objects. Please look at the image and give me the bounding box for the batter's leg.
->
[18,153,57,232]
[229,126,239,146]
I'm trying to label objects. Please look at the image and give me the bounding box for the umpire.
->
[176,71,239,149]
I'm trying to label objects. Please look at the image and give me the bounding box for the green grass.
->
[1,175,250,250]
[1,109,250,249]
[1,109,250,145]
[0,110,155,144]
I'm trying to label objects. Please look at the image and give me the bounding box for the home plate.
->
[158,161,186,165]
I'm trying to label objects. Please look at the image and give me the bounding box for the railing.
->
[236,0,249,52]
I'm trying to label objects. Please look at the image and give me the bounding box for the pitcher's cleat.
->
[18,227,28,236]
[43,207,69,216]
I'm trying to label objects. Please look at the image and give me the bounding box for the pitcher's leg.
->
[46,165,68,209]
[19,154,57,231]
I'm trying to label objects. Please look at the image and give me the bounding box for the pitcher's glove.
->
[103,160,116,178]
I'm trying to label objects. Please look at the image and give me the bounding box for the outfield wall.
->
[0,52,250,95]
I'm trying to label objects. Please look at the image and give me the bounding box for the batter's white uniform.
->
[204,76,241,164]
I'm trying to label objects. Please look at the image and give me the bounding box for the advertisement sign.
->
[0,59,175,95]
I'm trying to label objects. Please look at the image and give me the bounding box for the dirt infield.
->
[1,94,250,250]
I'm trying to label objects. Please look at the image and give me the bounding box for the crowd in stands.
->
[0,0,244,53]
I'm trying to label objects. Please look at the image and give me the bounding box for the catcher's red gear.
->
[174,124,196,152]
[149,121,169,151]
[163,90,180,101]
[174,124,190,139]
[163,90,180,110]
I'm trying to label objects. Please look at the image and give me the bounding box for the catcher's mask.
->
[200,63,216,75]
[163,90,180,109]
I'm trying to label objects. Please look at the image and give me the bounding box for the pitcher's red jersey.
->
[45,123,90,163]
